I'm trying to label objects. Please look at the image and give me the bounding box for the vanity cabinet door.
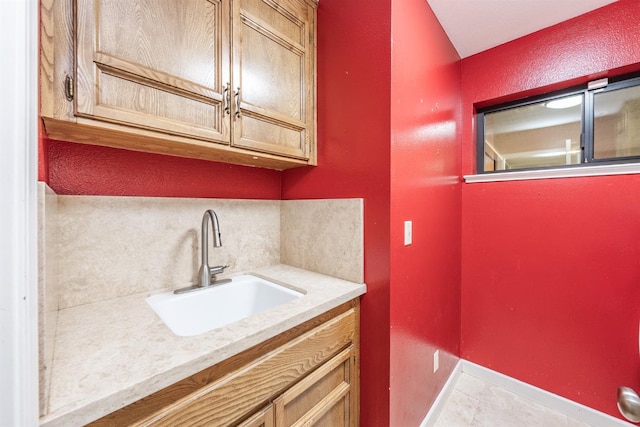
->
[273,346,356,427]
[231,0,315,161]
[74,0,231,143]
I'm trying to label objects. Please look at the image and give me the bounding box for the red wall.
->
[281,0,393,424]
[461,0,640,419]
[389,0,461,425]
[43,138,281,199]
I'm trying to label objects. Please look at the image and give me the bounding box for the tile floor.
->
[433,373,594,427]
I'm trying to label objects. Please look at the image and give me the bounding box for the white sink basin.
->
[146,275,304,336]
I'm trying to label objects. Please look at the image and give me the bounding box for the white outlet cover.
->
[404,221,412,246]
[433,350,440,373]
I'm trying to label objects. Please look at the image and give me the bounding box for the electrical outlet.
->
[433,350,440,373]
[404,221,412,246]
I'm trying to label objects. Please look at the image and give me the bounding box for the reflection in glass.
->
[484,94,583,171]
[594,85,640,159]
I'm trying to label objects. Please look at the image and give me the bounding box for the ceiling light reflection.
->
[545,95,582,109]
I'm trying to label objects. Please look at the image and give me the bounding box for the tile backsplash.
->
[39,182,363,310]
[38,184,58,416]
[281,199,363,284]
[56,195,282,308]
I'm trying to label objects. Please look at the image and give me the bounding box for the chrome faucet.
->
[174,209,229,294]
[197,209,225,287]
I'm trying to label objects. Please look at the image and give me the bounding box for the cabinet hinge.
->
[64,75,74,102]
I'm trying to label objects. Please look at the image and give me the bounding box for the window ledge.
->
[464,163,640,183]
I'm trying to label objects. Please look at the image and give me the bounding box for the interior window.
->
[593,84,640,160]
[477,73,640,174]
[483,94,582,171]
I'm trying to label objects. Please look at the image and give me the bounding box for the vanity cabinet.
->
[89,300,360,427]
[40,0,317,170]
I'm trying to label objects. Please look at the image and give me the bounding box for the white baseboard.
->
[420,360,634,427]
[419,360,463,427]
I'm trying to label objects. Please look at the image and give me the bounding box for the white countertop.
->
[40,264,366,427]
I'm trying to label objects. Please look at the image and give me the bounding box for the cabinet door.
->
[75,0,231,143]
[231,0,314,160]
[273,346,355,427]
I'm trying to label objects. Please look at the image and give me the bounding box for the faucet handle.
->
[209,265,229,276]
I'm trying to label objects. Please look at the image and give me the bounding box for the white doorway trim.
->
[0,0,40,425]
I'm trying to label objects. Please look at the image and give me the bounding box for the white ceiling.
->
[426,0,618,58]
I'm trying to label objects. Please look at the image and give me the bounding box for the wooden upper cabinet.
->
[75,0,230,143]
[231,0,315,160]
[40,0,317,170]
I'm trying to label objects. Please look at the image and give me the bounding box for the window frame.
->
[476,73,640,174]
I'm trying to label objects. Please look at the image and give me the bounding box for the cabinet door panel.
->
[242,0,305,44]
[274,346,353,427]
[75,0,230,142]
[241,115,305,156]
[241,25,302,119]
[97,72,221,138]
[312,400,348,427]
[233,0,313,159]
